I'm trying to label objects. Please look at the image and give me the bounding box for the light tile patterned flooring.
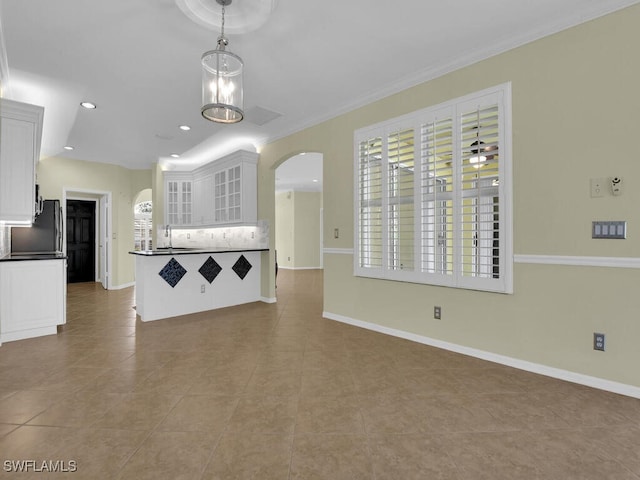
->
[1,269,640,478]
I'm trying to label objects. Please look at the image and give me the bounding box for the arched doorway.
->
[274,152,324,272]
[133,189,153,251]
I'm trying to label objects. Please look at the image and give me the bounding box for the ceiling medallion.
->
[175,0,278,34]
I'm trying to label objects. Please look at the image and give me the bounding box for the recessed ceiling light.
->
[313,179,319,182]
[179,125,191,131]
[80,101,97,109]
[170,154,180,158]
[63,145,74,151]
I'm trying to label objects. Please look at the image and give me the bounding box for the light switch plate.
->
[590,178,605,198]
[592,221,626,239]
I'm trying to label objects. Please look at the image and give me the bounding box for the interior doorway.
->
[66,199,95,283]
[63,188,112,289]
[274,152,324,272]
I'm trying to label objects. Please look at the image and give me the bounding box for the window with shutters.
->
[354,83,512,293]
[134,201,153,251]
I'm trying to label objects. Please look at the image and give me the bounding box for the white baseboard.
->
[278,266,322,271]
[323,310,640,399]
[1,325,58,343]
[261,296,277,304]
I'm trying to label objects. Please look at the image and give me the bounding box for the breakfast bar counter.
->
[130,248,267,322]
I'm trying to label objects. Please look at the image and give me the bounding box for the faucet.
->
[165,224,173,249]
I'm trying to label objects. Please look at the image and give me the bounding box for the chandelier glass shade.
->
[201,0,244,123]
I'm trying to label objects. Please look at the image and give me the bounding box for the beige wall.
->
[275,191,294,269]
[37,156,152,287]
[275,191,323,269]
[293,191,322,268]
[258,5,640,389]
[135,188,152,204]
[151,163,164,248]
[0,78,8,257]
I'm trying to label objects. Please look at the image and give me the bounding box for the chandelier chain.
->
[220,3,226,38]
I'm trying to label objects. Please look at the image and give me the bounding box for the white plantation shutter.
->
[457,95,505,291]
[387,127,415,272]
[357,135,384,270]
[134,215,153,251]
[355,83,512,293]
[421,112,454,282]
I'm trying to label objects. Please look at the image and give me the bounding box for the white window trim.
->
[353,82,513,294]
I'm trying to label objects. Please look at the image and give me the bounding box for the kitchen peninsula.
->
[135,149,267,322]
[130,247,267,322]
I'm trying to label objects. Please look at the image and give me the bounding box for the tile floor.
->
[1,269,640,479]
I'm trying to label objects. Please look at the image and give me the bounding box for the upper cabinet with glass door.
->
[164,150,257,227]
[208,150,257,225]
[164,172,193,226]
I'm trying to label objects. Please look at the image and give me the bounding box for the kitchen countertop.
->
[0,252,67,262]
[129,247,269,256]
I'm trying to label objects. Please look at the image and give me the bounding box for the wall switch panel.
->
[592,221,626,239]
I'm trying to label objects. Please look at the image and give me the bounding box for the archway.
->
[133,188,153,251]
[274,152,324,274]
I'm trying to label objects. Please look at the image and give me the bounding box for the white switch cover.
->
[592,221,626,239]
[590,178,605,198]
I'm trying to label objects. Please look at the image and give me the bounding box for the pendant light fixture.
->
[201,0,244,123]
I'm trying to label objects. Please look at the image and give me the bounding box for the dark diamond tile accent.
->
[158,258,187,288]
[199,256,222,284]
[232,254,252,280]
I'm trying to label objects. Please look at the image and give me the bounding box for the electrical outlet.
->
[434,306,441,320]
[200,284,205,293]
[334,228,339,239]
[593,332,605,351]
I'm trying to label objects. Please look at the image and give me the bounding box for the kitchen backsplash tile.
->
[158,221,269,250]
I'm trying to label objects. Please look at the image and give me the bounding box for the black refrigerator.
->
[11,200,63,254]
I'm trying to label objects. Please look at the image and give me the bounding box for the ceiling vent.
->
[245,106,282,126]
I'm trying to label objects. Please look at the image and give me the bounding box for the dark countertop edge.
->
[0,254,68,262]
[129,248,269,256]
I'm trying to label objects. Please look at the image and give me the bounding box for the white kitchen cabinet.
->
[164,150,257,227]
[0,258,66,343]
[192,171,214,226]
[209,150,257,225]
[164,173,192,226]
[0,99,44,224]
